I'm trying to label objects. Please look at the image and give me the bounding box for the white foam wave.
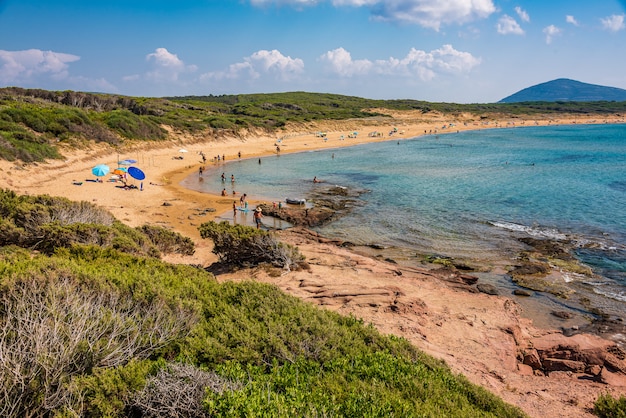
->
[592,286,626,302]
[490,221,567,240]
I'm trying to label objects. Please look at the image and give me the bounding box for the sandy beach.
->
[1,110,625,417]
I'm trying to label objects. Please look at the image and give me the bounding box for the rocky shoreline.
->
[211,224,626,416]
[258,184,626,352]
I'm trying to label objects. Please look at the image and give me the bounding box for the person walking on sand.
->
[253,207,263,229]
[233,200,237,216]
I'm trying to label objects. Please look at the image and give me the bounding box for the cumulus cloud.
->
[0,49,118,92]
[543,25,562,44]
[250,0,496,30]
[145,48,197,82]
[319,48,372,76]
[202,49,304,81]
[515,6,529,22]
[369,0,496,31]
[321,44,480,81]
[497,15,524,35]
[601,14,625,32]
[0,49,79,84]
[566,15,578,26]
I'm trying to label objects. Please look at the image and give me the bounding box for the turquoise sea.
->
[182,124,626,330]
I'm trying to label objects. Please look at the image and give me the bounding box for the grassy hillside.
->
[0,188,528,417]
[1,87,625,163]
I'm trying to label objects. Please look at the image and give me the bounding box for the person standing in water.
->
[253,207,263,229]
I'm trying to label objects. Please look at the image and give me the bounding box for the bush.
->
[594,393,626,417]
[100,109,166,140]
[130,362,238,418]
[0,275,197,417]
[198,221,305,270]
[137,224,195,256]
[0,190,191,258]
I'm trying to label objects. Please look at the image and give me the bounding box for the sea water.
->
[182,124,626,324]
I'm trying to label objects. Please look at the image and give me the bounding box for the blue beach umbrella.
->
[91,164,110,177]
[119,159,137,165]
[127,166,146,180]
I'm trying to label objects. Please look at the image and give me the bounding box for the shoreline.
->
[1,111,625,416]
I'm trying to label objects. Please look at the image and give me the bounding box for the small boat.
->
[285,198,306,205]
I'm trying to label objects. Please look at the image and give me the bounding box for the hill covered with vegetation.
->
[1,86,625,163]
[0,188,531,417]
[499,78,626,103]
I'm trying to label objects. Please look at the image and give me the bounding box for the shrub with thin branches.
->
[0,276,198,417]
[130,363,239,418]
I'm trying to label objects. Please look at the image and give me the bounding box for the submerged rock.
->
[260,184,368,228]
[477,283,499,295]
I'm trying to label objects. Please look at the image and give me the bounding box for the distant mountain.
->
[499,78,626,103]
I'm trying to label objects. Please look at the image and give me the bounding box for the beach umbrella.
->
[127,166,146,180]
[119,159,137,165]
[179,149,188,153]
[91,164,110,177]
[113,168,127,176]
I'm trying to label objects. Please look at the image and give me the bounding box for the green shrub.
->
[66,359,155,417]
[101,109,166,140]
[199,220,305,270]
[594,393,626,417]
[0,190,189,258]
[205,355,525,417]
[137,224,195,256]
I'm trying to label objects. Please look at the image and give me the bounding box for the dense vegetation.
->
[1,87,625,163]
[0,189,194,257]
[0,189,528,417]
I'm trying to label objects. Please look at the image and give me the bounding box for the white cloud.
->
[497,15,524,35]
[249,50,305,77]
[250,0,320,6]
[321,44,480,81]
[250,0,496,30]
[601,14,625,32]
[319,48,372,76]
[201,49,304,82]
[370,0,496,31]
[331,0,379,5]
[515,6,529,23]
[0,49,79,84]
[543,25,562,44]
[145,48,197,82]
[565,15,578,26]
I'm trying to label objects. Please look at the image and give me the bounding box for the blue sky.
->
[1,1,625,103]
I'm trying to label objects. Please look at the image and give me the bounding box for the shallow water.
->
[182,124,626,328]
